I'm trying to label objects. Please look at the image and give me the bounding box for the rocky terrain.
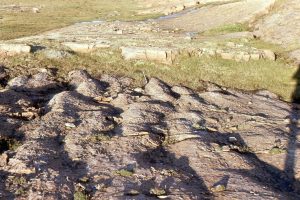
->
[1,0,300,199]
[1,0,298,64]
[0,68,299,199]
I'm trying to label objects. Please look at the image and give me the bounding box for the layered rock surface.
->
[158,0,275,32]
[0,69,299,199]
[254,0,300,47]
[7,19,276,64]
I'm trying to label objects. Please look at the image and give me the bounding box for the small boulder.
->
[121,47,179,64]
[42,49,71,59]
[8,72,58,92]
[263,49,276,61]
[68,70,105,98]
[221,52,235,60]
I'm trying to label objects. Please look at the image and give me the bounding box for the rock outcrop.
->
[0,70,299,199]
[254,0,300,47]
[0,44,31,55]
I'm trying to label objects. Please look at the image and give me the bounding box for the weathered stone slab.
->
[0,43,31,55]
[63,42,110,53]
[121,46,179,64]
[262,49,276,61]
[198,46,275,62]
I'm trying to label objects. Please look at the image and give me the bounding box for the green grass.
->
[201,23,250,36]
[269,147,287,155]
[74,191,88,200]
[2,49,298,102]
[114,169,134,177]
[0,0,160,40]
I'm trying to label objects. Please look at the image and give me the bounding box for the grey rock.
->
[68,70,105,98]
[145,78,177,102]
[42,49,71,59]
[171,85,194,95]
[8,72,58,92]
[1,70,299,199]
[262,49,276,61]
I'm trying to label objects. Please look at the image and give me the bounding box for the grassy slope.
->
[0,0,158,40]
[201,23,250,36]
[2,50,297,102]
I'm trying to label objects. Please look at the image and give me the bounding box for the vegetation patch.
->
[114,169,134,177]
[88,133,112,143]
[0,0,160,40]
[1,48,298,102]
[269,147,287,155]
[0,138,22,153]
[74,190,88,200]
[8,176,28,196]
[202,23,250,36]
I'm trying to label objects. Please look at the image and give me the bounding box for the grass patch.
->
[1,49,298,102]
[201,23,250,36]
[89,133,111,143]
[0,0,160,40]
[269,147,287,155]
[10,176,27,196]
[248,39,290,55]
[114,169,134,177]
[74,191,88,200]
[0,138,22,153]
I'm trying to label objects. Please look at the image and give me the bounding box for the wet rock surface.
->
[0,69,300,199]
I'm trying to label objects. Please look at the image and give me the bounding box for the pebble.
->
[65,123,76,128]
[229,136,237,142]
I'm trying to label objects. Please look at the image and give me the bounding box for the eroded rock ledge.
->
[0,68,299,199]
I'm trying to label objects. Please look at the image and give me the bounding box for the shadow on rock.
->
[126,145,212,199]
[215,132,300,199]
